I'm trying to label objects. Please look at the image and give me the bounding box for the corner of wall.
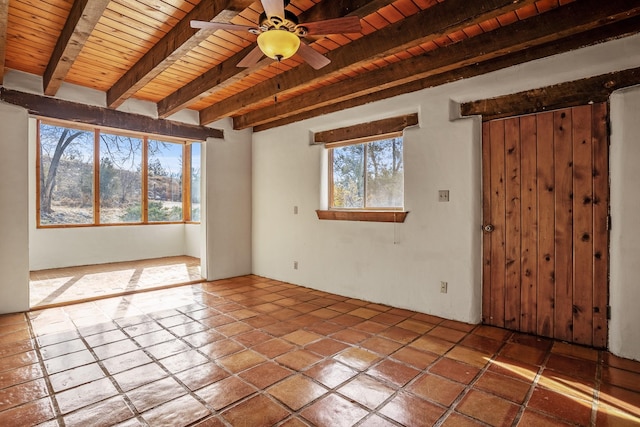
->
[0,103,30,313]
[203,124,253,280]
[608,86,640,361]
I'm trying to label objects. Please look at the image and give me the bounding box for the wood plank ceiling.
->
[1,0,639,132]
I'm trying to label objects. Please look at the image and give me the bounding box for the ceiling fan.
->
[190,0,362,69]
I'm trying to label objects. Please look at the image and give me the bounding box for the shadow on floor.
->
[29,256,202,309]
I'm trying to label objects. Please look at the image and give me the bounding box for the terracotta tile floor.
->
[1,275,639,426]
[30,256,202,308]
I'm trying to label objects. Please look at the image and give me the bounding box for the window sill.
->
[316,210,408,223]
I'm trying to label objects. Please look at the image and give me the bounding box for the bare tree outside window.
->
[148,139,183,222]
[100,133,143,223]
[39,123,94,225]
[37,121,201,226]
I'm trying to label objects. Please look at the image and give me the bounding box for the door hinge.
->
[607,306,612,320]
[607,214,612,231]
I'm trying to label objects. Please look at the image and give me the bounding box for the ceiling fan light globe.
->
[257,30,300,60]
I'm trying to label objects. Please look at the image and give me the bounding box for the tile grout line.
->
[197,296,421,426]
[33,287,468,426]
[16,277,630,427]
[25,312,66,426]
[510,345,552,426]
[432,329,512,427]
[590,349,603,427]
[70,319,149,427]
[112,298,230,424]
[61,296,214,425]
[349,318,451,427]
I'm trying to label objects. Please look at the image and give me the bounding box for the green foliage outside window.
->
[331,137,403,209]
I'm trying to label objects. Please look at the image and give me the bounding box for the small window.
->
[330,135,404,210]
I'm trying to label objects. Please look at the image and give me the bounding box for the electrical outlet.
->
[293,206,299,215]
[293,261,298,270]
[440,281,448,293]
[438,190,450,202]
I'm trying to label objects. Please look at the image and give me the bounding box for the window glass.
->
[365,137,403,208]
[148,140,183,222]
[332,143,364,208]
[39,123,95,225]
[331,136,403,209]
[37,121,199,227]
[190,143,201,222]
[99,133,143,223]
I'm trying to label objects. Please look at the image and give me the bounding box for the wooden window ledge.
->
[316,210,408,223]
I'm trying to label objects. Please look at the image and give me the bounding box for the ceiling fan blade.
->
[260,0,285,19]
[300,16,362,36]
[296,42,331,70]
[190,20,255,32]
[237,45,265,68]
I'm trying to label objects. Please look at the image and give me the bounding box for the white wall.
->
[0,103,30,314]
[253,91,482,323]
[610,86,640,361]
[185,224,201,258]
[30,225,190,270]
[252,34,640,360]
[201,119,252,280]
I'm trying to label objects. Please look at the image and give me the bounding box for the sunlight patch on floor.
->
[29,256,202,308]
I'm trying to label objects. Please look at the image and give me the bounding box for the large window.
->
[330,135,404,209]
[37,120,201,227]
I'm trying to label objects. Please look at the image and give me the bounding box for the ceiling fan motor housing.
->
[258,11,308,37]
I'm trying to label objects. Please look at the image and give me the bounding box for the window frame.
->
[327,131,405,211]
[36,118,201,228]
[314,113,417,223]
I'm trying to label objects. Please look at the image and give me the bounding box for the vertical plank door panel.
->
[504,117,522,330]
[553,109,574,342]
[591,102,609,348]
[489,119,507,328]
[482,104,608,347]
[536,112,555,339]
[571,105,594,346]
[482,122,492,324]
[520,115,538,334]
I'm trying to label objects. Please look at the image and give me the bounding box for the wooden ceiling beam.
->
[0,88,223,141]
[313,113,418,144]
[252,16,640,131]
[460,67,640,120]
[199,0,538,125]
[237,0,640,129]
[156,0,394,118]
[0,0,8,85]
[42,0,110,96]
[106,0,253,109]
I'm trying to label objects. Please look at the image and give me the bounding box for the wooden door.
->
[482,103,609,348]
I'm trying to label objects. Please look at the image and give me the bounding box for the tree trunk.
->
[41,129,83,214]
